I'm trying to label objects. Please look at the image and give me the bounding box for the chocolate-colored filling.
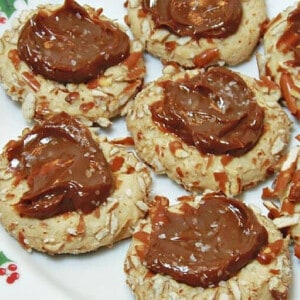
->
[142,0,242,38]
[17,0,130,83]
[6,113,114,219]
[277,3,300,66]
[145,193,268,287]
[151,67,265,156]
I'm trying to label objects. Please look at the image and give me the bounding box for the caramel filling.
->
[17,0,130,83]
[142,0,242,38]
[277,3,300,66]
[145,193,268,287]
[6,113,114,219]
[151,67,265,156]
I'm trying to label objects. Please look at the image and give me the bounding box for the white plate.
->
[0,0,298,299]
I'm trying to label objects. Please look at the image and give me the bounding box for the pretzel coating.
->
[125,194,291,300]
[0,116,152,254]
[126,0,266,67]
[0,3,145,126]
[260,2,300,119]
[126,66,291,196]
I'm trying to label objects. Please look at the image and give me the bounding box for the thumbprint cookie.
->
[126,0,266,68]
[0,0,145,126]
[0,113,152,254]
[126,65,291,196]
[124,192,291,299]
[259,2,300,119]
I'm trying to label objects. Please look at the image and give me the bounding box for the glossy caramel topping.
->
[6,113,114,219]
[17,0,130,83]
[145,193,268,287]
[142,0,242,38]
[151,67,265,156]
[277,4,300,65]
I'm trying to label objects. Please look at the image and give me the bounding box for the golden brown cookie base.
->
[0,4,145,127]
[126,66,291,196]
[126,0,266,67]
[124,195,292,300]
[0,130,152,254]
[259,3,300,119]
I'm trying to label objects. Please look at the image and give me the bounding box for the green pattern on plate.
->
[0,251,12,266]
[0,0,28,18]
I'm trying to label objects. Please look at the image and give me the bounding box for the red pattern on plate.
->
[0,251,20,284]
[0,17,7,24]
